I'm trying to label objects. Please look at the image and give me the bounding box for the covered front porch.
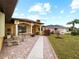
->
[5,19,43,37]
[0,0,18,51]
[4,18,43,46]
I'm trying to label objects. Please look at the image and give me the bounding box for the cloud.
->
[12,12,27,18]
[60,10,64,14]
[70,10,76,14]
[26,15,40,21]
[13,11,48,23]
[43,3,51,12]
[12,11,41,21]
[28,3,42,13]
[71,0,79,10]
[28,3,51,15]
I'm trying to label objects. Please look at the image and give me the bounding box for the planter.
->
[7,35,11,39]
[30,33,35,37]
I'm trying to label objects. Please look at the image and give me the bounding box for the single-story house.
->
[43,25,69,34]
[0,0,18,50]
[0,0,44,51]
[6,18,44,36]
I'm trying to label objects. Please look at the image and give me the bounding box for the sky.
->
[12,0,79,27]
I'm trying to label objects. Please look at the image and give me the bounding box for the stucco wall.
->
[0,11,5,50]
[5,24,15,36]
[0,12,5,37]
[27,25,32,34]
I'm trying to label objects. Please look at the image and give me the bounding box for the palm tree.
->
[67,19,79,30]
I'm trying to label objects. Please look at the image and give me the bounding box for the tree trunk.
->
[72,22,75,30]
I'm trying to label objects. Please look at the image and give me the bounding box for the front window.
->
[18,25,27,33]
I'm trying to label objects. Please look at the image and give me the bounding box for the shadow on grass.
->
[55,37,63,39]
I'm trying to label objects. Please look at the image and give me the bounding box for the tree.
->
[67,19,79,30]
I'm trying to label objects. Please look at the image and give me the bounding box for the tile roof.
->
[46,25,68,29]
[11,18,44,24]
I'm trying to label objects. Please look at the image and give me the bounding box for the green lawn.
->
[48,34,79,59]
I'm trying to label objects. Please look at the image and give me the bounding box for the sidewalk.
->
[27,36,58,59]
[43,36,58,59]
[27,36,43,59]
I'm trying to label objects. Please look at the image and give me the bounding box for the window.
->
[18,25,26,33]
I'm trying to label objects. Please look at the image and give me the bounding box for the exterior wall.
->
[43,27,68,34]
[23,23,42,35]
[6,23,30,36]
[58,29,67,34]
[5,20,43,36]
[32,24,40,34]
[5,24,15,36]
[13,24,16,36]
[0,11,5,51]
[49,28,54,32]
[35,24,43,34]
[18,21,32,34]
[27,25,32,34]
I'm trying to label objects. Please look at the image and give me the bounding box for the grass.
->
[48,34,79,59]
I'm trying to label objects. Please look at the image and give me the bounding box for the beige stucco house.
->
[6,18,43,36]
[0,0,43,50]
[0,0,44,51]
[0,0,18,51]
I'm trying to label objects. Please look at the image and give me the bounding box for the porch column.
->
[14,20,19,36]
[40,25,42,34]
[30,23,34,34]
[0,11,5,51]
[15,24,18,36]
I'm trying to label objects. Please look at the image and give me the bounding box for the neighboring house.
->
[0,0,18,51]
[5,18,43,36]
[43,25,69,34]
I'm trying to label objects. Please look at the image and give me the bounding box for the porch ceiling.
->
[0,0,5,12]
[19,21,32,26]
[0,0,18,22]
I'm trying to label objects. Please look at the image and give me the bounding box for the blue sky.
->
[12,0,79,27]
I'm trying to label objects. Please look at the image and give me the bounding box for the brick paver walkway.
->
[0,36,58,59]
[0,35,38,59]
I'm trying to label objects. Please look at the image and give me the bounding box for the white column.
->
[30,23,34,34]
[0,11,5,51]
[15,24,18,36]
[0,12,5,37]
[40,25,42,34]
[14,20,19,36]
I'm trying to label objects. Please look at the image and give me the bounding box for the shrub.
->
[71,29,79,35]
[50,31,54,34]
[76,29,79,35]
[36,32,40,35]
[44,29,50,36]
[30,33,35,37]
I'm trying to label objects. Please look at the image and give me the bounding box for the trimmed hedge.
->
[71,29,79,35]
